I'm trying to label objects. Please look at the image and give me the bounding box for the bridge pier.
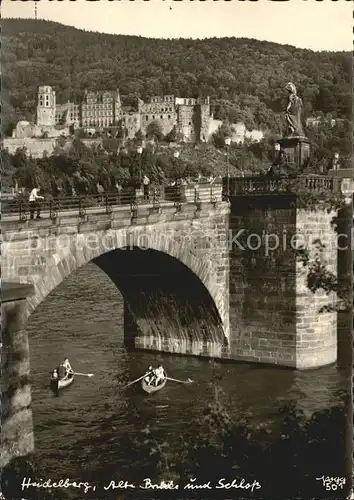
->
[336,182,353,368]
[228,184,341,369]
[1,283,34,468]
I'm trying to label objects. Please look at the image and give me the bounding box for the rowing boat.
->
[50,372,74,396]
[141,371,167,394]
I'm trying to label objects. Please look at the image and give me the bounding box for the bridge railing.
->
[227,175,341,196]
[1,184,223,222]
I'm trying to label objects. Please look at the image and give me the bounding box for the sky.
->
[3,0,353,52]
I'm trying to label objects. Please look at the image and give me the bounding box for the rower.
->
[52,369,59,379]
[61,357,74,376]
[147,366,160,386]
[144,366,154,385]
[154,365,165,386]
[58,364,66,379]
[63,357,73,372]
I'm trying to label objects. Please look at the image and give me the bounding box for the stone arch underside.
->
[25,228,228,346]
[95,247,226,346]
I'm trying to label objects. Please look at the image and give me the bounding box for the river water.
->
[26,263,350,499]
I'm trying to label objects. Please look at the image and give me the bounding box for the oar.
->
[127,371,152,388]
[72,371,94,377]
[166,376,193,384]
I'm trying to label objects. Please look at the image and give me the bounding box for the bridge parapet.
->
[227,175,341,196]
[1,184,223,223]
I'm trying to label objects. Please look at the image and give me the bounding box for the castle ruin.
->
[36,85,212,142]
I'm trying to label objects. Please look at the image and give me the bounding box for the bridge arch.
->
[25,227,228,349]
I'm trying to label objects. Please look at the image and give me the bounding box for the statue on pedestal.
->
[265,83,311,178]
[285,82,305,137]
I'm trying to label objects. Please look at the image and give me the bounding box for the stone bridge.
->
[1,177,352,469]
[2,185,230,354]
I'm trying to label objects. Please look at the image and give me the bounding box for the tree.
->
[2,18,351,137]
[12,147,28,169]
[174,399,349,499]
[165,125,179,143]
[1,149,15,189]
[134,128,144,141]
[212,122,235,148]
[146,120,163,141]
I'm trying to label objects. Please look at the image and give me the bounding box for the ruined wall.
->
[199,104,211,142]
[3,137,104,158]
[177,105,196,142]
[3,138,58,157]
[208,119,264,143]
[140,112,177,137]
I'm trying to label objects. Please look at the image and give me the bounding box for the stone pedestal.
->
[277,136,311,170]
[1,282,34,468]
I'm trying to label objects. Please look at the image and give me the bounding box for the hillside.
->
[2,18,351,136]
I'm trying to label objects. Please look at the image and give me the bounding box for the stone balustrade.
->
[228,175,341,196]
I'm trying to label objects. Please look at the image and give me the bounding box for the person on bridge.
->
[29,186,44,219]
[143,175,150,200]
[154,365,165,386]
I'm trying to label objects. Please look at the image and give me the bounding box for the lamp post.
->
[225,137,231,197]
[173,150,180,184]
[136,145,143,188]
[172,150,181,201]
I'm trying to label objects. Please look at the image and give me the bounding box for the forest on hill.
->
[2,18,352,136]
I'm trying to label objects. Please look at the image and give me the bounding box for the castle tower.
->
[199,102,211,142]
[36,85,56,127]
